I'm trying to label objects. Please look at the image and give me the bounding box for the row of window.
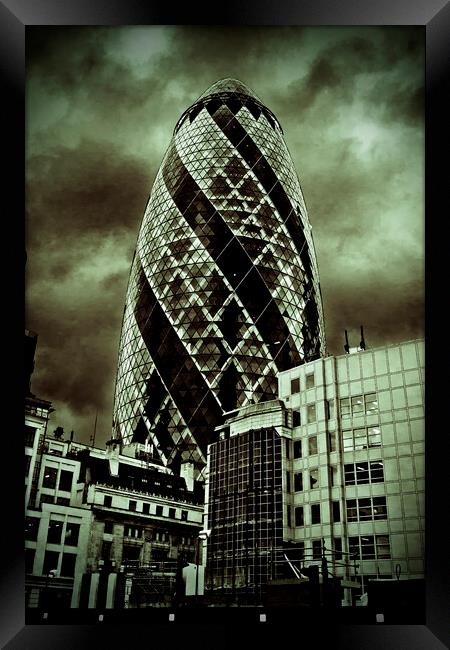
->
[341,394,378,418]
[103,495,190,521]
[290,373,315,395]
[344,461,384,485]
[25,516,80,546]
[342,426,381,450]
[291,496,387,527]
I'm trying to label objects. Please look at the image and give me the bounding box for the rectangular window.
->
[25,517,40,541]
[308,436,317,455]
[312,540,322,560]
[311,504,321,525]
[60,553,76,577]
[368,426,382,448]
[168,507,176,519]
[156,505,163,517]
[291,378,300,394]
[40,494,54,505]
[342,426,382,451]
[310,469,319,489]
[328,432,336,452]
[349,535,391,560]
[346,497,387,522]
[104,521,113,534]
[351,395,364,415]
[47,519,63,545]
[365,393,378,415]
[181,510,188,521]
[104,495,112,508]
[285,439,290,458]
[294,473,303,492]
[65,523,80,546]
[333,537,342,560]
[342,429,353,450]
[326,399,335,420]
[293,440,302,458]
[370,461,384,482]
[295,506,304,527]
[25,454,32,476]
[292,410,301,428]
[340,397,351,419]
[56,497,70,506]
[42,466,57,489]
[129,500,137,511]
[142,503,150,515]
[101,540,112,561]
[286,471,291,491]
[306,373,315,389]
[332,501,341,523]
[58,470,73,492]
[376,535,391,559]
[42,550,59,576]
[25,548,35,574]
[307,404,316,423]
[287,505,291,527]
[25,426,36,448]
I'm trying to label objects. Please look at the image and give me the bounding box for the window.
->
[123,545,141,562]
[40,494,54,505]
[25,454,31,476]
[168,507,176,519]
[308,436,317,455]
[349,535,391,560]
[104,521,113,534]
[47,519,63,545]
[306,373,315,389]
[344,461,384,485]
[181,510,188,521]
[292,440,302,459]
[60,553,76,577]
[291,378,300,394]
[312,540,322,559]
[56,497,70,506]
[333,538,342,560]
[142,503,150,515]
[364,393,378,415]
[295,506,304,527]
[342,426,382,451]
[25,517,40,541]
[125,525,141,538]
[42,550,59,576]
[101,540,112,561]
[65,523,80,546]
[326,399,335,420]
[310,469,319,489]
[340,393,378,418]
[42,467,57,489]
[58,470,73,492]
[287,505,291,527]
[292,410,301,428]
[307,404,316,423]
[294,473,303,492]
[286,471,291,491]
[285,439,290,458]
[25,548,35,574]
[332,501,341,523]
[156,505,163,517]
[311,504,321,525]
[129,500,137,511]
[346,497,387,522]
[25,426,36,448]
[104,495,112,508]
[328,432,336,452]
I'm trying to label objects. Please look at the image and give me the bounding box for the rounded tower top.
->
[198,78,261,102]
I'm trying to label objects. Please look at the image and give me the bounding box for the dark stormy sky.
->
[25,26,424,447]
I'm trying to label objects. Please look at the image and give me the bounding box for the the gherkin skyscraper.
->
[112,78,326,473]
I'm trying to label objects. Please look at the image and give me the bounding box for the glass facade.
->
[113,78,325,471]
[207,427,284,600]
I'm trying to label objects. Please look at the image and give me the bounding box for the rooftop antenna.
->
[344,330,350,354]
[359,325,366,350]
[91,410,98,448]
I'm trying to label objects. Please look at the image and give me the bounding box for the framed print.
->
[3,1,449,648]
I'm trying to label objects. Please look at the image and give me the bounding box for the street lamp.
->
[195,529,211,604]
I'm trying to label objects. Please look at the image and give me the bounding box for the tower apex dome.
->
[199,78,261,102]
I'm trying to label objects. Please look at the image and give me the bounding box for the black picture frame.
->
[4,1,449,647]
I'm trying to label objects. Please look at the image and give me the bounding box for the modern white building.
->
[205,338,424,604]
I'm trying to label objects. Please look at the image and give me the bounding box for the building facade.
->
[205,339,425,604]
[112,78,326,476]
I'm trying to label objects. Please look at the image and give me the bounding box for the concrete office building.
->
[112,78,326,478]
[205,339,425,604]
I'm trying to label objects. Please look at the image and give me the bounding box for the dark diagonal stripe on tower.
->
[162,143,302,371]
[134,262,222,454]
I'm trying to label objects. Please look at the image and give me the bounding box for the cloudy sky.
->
[25,26,424,447]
